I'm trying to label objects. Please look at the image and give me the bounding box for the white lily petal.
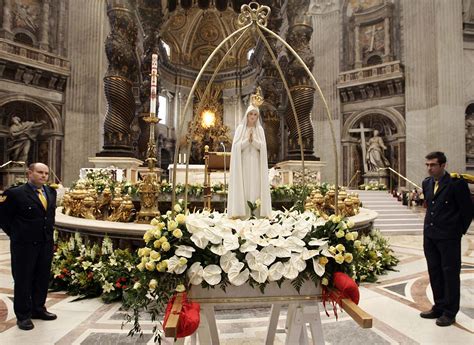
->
[175,245,196,258]
[187,262,204,285]
[223,235,240,251]
[268,262,284,281]
[290,255,307,272]
[210,244,228,256]
[283,261,299,279]
[301,248,319,260]
[308,238,329,247]
[312,258,325,277]
[220,252,238,273]
[228,262,250,286]
[250,263,269,284]
[245,251,259,270]
[202,265,222,286]
[240,240,258,253]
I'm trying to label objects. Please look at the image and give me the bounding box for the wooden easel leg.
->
[285,305,304,345]
[202,305,220,345]
[306,304,325,345]
[265,303,282,345]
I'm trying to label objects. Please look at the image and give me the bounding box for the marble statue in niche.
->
[366,129,390,171]
[7,116,46,162]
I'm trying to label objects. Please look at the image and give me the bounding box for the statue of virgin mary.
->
[227,103,272,218]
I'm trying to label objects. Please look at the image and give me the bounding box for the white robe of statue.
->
[227,105,272,218]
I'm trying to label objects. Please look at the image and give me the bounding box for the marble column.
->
[39,0,50,51]
[309,0,341,183]
[384,17,391,59]
[1,0,13,39]
[64,0,108,184]
[57,0,66,56]
[403,0,465,183]
[354,24,361,68]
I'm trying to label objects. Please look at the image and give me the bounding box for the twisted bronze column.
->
[98,2,138,157]
[285,1,318,161]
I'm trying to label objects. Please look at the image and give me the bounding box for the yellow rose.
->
[334,253,345,264]
[339,222,347,230]
[148,279,158,290]
[351,231,358,240]
[137,248,146,257]
[168,220,178,231]
[322,277,329,286]
[159,236,168,243]
[358,245,366,252]
[142,247,151,257]
[354,240,361,249]
[174,203,182,213]
[335,244,345,252]
[143,231,153,244]
[133,282,141,289]
[175,284,186,292]
[178,198,184,204]
[319,257,329,266]
[173,228,183,239]
[150,250,161,261]
[333,215,342,223]
[344,253,353,263]
[345,233,354,241]
[162,260,169,268]
[329,246,337,255]
[161,241,171,252]
[346,220,355,228]
[175,214,186,224]
[178,257,188,266]
[153,240,162,249]
[156,262,167,272]
[336,230,345,238]
[157,222,166,230]
[153,229,162,239]
[150,218,160,226]
[145,261,156,271]
[137,262,145,271]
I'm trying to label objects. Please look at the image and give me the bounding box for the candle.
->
[150,54,158,116]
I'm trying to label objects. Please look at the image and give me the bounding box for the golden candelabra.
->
[304,189,361,219]
[136,53,161,223]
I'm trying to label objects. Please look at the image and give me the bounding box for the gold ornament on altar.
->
[250,86,264,107]
[305,189,361,218]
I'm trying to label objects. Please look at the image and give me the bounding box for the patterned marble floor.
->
[0,233,473,345]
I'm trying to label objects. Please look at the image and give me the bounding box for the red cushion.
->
[163,293,201,338]
[332,271,360,304]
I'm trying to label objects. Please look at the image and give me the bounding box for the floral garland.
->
[358,182,387,191]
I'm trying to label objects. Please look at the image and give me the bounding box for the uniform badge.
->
[0,195,7,202]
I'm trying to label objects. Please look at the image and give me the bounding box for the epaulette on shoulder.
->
[450,172,474,183]
[423,176,431,181]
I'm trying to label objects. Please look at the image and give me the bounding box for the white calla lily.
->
[268,262,284,281]
[239,240,258,253]
[301,247,319,260]
[283,261,299,279]
[250,263,269,283]
[220,252,238,273]
[228,262,249,286]
[202,265,222,285]
[210,244,228,256]
[187,262,204,285]
[308,238,329,247]
[312,258,325,277]
[175,245,195,258]
[190,233,209,249]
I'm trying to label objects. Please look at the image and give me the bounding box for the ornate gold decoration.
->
[250,86,264,107]
[305,189,361,218]
[238,2,271,27]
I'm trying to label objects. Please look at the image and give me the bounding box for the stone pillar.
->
[64,0,108,185]
[384,17,391,59]
[39,0,50,51]
[309,0,340,183]
[354,24,361,68]
[403,0,465,183]
[0,0,13,39]
[57,0,66,56]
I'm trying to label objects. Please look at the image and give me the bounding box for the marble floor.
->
[0,233,473,345]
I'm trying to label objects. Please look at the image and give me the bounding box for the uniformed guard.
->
[0,163,58,330]
[419,152,473,327]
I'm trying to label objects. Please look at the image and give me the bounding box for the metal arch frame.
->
[171,2,340,215]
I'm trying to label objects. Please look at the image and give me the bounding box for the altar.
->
[169,164,229,185]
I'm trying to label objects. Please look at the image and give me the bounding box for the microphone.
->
[220,142,225,152]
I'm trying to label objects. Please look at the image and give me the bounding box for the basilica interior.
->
[0,0,473,344]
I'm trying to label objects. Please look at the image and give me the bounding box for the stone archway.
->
[342,108,406,187]
[0,95,63,183]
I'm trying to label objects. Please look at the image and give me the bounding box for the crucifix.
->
[349,122,373,173]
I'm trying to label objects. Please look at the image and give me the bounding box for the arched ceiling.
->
[161,5,255,71]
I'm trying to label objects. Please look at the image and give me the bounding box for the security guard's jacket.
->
[422,172,473,239]
[0,183,57,243]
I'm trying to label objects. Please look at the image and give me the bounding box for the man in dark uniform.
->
[0,163,57,330]
[420,152,473,326]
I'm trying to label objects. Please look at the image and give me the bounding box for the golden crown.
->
[250,87,264,107]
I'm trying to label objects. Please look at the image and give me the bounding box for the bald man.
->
[0,163,57,330]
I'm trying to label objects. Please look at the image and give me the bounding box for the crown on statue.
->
[250,87,264,107]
